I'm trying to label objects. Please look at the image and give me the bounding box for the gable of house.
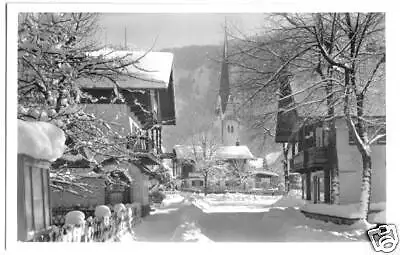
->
[78,49,176,127]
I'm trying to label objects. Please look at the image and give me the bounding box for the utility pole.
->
[124,26,127,49]
[104,29,107,47]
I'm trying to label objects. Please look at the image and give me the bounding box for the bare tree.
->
[17,13,155,193]
[228,13,385,220]
[186,131,225,196]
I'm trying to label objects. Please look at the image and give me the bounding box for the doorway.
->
[312,171,325,203]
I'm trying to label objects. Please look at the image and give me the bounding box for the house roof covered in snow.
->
[248,158,264,169]
[215,145,254,160]
[79,49,176,126]
[81,49,174,89]
[173,145,204,160]
[252,170,279,177]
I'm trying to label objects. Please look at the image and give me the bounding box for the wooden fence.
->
[30,203,142,242]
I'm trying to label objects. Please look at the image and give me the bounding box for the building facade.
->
[51,49,177,216]
[279,117,385,205]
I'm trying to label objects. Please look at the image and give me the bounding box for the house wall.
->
[128,164,149,206]
[335,118,386,204]
[82,104,134,136]
[51,178,106,208]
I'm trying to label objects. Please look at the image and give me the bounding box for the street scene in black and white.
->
[15,11,393,248]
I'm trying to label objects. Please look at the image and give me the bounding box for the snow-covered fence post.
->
[94,205,112,242]
[125,206,134,232]
[17,120,66,241]
[85,216,94,242]
[113,203,127,238]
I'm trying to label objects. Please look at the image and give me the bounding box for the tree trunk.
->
[328,120,340,204]
[204,173,208,196]
[325,67,340,204]
[359,152,372,220]
[282,143,290,194]
[317,61,339,204]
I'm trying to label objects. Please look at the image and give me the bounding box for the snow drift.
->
[18,120,66,162]
[301,202,386,219]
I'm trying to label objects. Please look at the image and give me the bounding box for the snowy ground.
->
[130,192,373,242]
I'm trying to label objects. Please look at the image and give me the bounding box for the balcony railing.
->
[127,136,153,153]
[127,135,163,155]
[292,147,328,172]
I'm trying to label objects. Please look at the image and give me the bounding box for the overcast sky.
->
[96,13,266,50]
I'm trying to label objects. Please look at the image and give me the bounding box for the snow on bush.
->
[18,120,66,162]
[65,210,85,225]
[162,194,185,207]
[114,203,127,217]
[113,203,126,213]
[95,205,112,218]
[201,193,281,207]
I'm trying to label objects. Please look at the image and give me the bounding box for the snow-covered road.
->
[132,193,370,242]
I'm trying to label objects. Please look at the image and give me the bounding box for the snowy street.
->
[132,192,370,242]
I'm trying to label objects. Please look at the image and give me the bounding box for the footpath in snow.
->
[130,191,373,242]
[190,191,372,242]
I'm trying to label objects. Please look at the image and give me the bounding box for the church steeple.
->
[219,18,230,115]
[217,18,241,146]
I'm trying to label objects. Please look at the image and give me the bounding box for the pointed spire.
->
[219,17,230,115]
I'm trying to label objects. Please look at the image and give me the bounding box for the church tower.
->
[216,20,241,146]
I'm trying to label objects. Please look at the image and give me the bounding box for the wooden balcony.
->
[127,126,163,155]
[292,147,328,172]
[127,136,153,153]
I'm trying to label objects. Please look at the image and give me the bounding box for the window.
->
[192,180,204,187]
[316,127,323,147]
[227,125,230,133]
[32,168,45,230]
[231,125,234,133]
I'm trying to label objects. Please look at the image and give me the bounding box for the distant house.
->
[171,145,203,190]
[53,49,177,215]
[172,145,201,178]
[51,154,158,210]
[171,144,256,191]
[246,158,279,191]
[275,70,385,205]
[214,145,255,191]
